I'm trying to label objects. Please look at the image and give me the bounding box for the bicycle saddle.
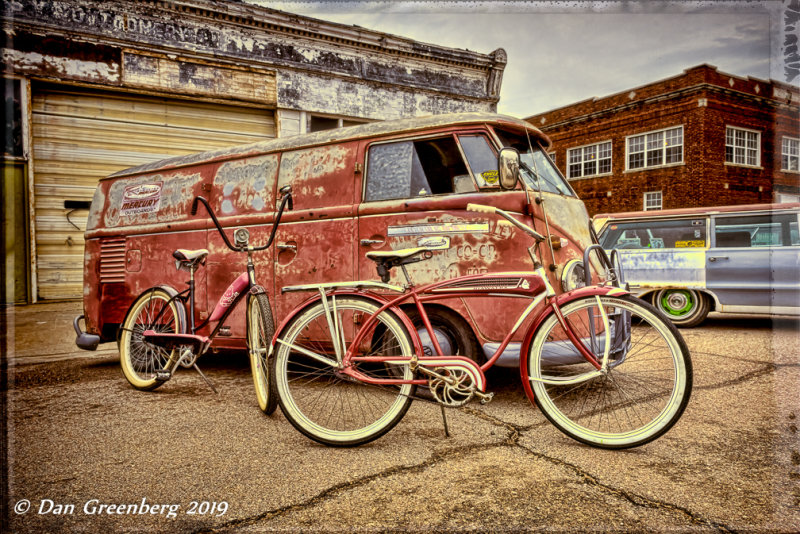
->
[173,249,209,271]
[366,247,432,283]
[365,247,429,265]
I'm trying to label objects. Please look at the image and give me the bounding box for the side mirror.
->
[498,147,520,190]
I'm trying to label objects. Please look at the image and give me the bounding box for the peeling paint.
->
[103,172,201,228]
[213,154,279,216]
[6,0,503,113]
[2,49,120,82]
[110,113,545,179]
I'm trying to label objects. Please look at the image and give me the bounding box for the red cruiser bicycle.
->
[117,186,293,414]
[268,156,692,448]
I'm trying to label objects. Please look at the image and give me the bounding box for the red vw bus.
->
[76,113,599,365]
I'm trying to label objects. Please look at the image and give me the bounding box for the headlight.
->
[561,259,586,292]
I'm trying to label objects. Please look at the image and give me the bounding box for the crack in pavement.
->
[197,356,787,532]
[463,407,738,533]
[194,437,517,534]
[196,403,735,533]
[694,361,800,392]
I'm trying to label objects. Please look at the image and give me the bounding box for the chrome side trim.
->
[281,281,405,293]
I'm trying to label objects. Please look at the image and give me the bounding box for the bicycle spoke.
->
[529,295,691,448]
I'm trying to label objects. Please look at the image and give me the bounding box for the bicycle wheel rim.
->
[120,289,181,389]
[274,296,415,446]
[529,295,691,448]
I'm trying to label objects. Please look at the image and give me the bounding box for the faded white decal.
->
[120,182,163,216]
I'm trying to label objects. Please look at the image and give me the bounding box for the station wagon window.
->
[494,129,575,196]
[714,214,798,247]
[364,136,470,202]
[600,218,707,249]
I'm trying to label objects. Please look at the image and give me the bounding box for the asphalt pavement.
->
[3,300,800,532]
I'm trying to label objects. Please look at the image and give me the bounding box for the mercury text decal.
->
[120,182,163,216]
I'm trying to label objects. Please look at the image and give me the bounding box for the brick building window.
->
[725,126,760,167]
[644,191,662,211]
[626,126,683,170]
[782,137,799,172]
[567,141,611,179]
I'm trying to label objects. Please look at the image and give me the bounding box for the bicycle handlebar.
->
[192,186,293,252]
[466,203,546,242]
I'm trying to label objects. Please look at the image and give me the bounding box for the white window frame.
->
[305,112,369,133]
[566,140,612,179]
[781,136,799,173]
[625,126,684,171]
[725,126,761,167]
[644,191,662,211]
[776,192,800,203]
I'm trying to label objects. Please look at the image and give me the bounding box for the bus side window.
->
[364,136,469,201]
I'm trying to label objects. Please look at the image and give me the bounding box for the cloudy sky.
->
[247,1,783,117]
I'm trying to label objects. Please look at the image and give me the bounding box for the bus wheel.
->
[405,307,483,363]
[654,289,709,328]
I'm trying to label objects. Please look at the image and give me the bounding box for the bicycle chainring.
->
[178,347,198,368]
[428,367,475,407]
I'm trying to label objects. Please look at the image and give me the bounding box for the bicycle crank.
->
[419,365,494,407]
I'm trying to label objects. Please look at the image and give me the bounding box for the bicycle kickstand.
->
[440,405,450,438]
[192,363,218,395]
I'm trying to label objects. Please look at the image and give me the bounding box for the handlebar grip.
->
[191,197,200,216]
[466,203,496,214]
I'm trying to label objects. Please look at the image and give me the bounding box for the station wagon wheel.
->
[654,289,709,328]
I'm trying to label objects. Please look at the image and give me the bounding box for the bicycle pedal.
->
[477,392,494,405]
[154,370,172,382]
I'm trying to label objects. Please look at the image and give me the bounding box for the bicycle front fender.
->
[518,285,629,406]
[269,290,424,358]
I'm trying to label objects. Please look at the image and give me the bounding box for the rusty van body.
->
[78,112,596,365]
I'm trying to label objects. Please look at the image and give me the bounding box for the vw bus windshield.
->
[495,129,575,197]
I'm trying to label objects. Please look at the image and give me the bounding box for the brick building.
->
[1,0,506,303]
[525,64,800,216]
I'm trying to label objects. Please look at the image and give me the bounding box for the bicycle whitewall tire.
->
[247,292,277,415]
[118,286,186,391]
[528,294,692,449]
[273,295,416,447]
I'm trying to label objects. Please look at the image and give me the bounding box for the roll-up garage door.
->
[31,87,276,300]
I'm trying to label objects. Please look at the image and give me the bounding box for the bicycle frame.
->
[137,188,294,355]
[275,262,629,402]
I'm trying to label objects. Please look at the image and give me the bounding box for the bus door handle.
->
[277,244,297,252]
[708,256,729,262]
[360,239,384,247]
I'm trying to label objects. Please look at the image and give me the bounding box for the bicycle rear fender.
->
[518,285,629,405]
[269,290,424,357]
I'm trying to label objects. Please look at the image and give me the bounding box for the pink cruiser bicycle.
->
[269,199,692,449]
[117,187,293,414]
